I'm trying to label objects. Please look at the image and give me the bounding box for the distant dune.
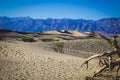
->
[68,30,88,37]
[42,30,89,37]
[43,30,62,35]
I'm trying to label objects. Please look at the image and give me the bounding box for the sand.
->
[0,40,101,80]
[42,30,89,37]
[68,31,88,37]
[43,30,62,35]
[0,37,120,80]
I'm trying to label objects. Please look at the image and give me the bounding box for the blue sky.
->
[0,0,120,20]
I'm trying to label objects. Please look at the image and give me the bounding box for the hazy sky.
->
[0,0,120,20]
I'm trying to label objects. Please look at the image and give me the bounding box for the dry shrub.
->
[17,37,36,42]
[52,42,64,53]
[40,38,58,42]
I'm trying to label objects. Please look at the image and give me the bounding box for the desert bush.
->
[17,37,36,42]
[52,42,64,53]
[61,37,74,40]
[40,38,58,42]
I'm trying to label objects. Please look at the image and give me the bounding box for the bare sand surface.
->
[0,31,120,80]
[0,41,101,80]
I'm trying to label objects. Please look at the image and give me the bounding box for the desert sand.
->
[43,30,62,35]
[68,30,88,37]
[0,30,120,80]
[0,41,98,80]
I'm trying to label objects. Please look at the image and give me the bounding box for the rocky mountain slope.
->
[0,16,120,34]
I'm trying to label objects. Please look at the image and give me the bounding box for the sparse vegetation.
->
[17,37,36,42]
[52,42,64,53]
[61,37,74,40]
[40,38,58,42]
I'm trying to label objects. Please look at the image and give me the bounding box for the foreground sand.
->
[0,41,102,80]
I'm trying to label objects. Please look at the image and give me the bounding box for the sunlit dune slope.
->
[0,41,98,80]
[68,30,88,37]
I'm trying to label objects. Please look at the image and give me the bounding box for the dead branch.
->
[90,32,119,50]
[81,50,118,69]
[81,32,120,77]
[81,54,103,69]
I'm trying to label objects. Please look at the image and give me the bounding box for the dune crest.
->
[43,30,62,35]
[68,30,88,37]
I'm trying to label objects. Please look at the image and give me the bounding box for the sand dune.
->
[42,30,89,38]
[84,32,92,36]
[0,41,100,80]
[0,32,120,80]
[43,30,62,35]
[68,31,88,37]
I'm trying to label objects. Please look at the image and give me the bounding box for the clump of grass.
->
[52,42,64,53]
[61,37,74,40]
[17,37,36,42]
[40,38,58,42]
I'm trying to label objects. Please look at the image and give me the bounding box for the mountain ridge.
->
[0,16,120,34]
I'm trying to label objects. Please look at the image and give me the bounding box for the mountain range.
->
[0,16,120,34]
